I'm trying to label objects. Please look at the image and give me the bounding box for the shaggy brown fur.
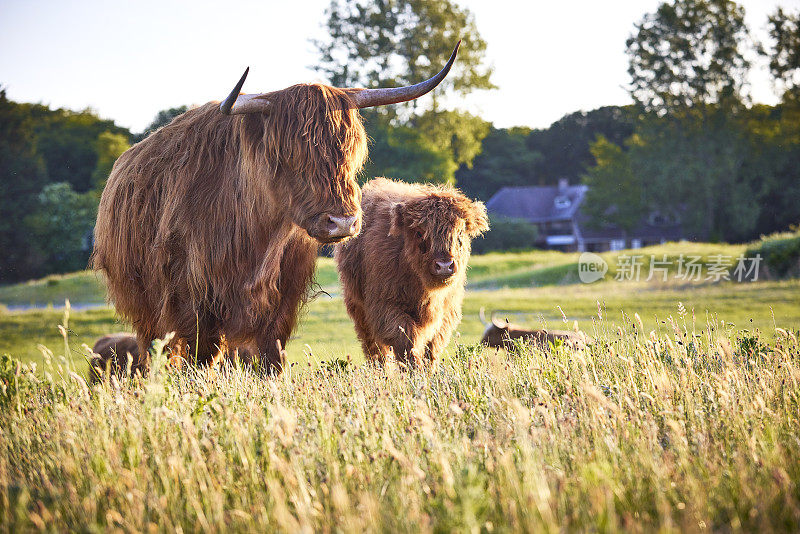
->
[480,311,591,351]
[335,178,489,365]
[92,84,367,374]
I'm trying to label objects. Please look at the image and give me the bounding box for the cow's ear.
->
[389,202,405,237]
[464,200,489,237]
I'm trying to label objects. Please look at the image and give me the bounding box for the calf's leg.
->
[366,300,425,366]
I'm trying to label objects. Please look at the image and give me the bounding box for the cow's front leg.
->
[367,301,425,366]
[253,236,318,375]
[424,306,460,363]
[425,327,452,364]
[255,330,289,375]
[254,293,305,375]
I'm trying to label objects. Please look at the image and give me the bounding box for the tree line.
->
[0,93,130,282]
[0,95,195,283]
[582,1,800,243]
[316,0,800,244]
[1,0,799,282]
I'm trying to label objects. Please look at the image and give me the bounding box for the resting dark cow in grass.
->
[479,309,590,351]
[92,44,461,375]
[335,178,489,366]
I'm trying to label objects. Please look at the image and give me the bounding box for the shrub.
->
[25,182,97,275]
[471,216,539,254]
[743,227,800,279]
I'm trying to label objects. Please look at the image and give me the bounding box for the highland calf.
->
[335,178,489,365]
[92,44,460,375]
[89,333,141,383]
[479,309,591,351]
[89,333,255,383]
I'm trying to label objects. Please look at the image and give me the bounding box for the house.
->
[485,179,682,252]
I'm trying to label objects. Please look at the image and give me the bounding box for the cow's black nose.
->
[433,259,455,276]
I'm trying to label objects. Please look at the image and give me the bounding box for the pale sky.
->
[2,0,799,133]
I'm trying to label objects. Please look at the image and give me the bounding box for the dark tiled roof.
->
[485,185,587,223]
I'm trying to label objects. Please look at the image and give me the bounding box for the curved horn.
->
[479,307,489,326]
[349,40,460,109]
[219,67,250,115]
[490,311,508,329]
[218,40,459,115]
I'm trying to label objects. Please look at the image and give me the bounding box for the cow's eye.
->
[416,232,429,253]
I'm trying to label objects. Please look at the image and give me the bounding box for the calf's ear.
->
[464,200,490,237]
[389,202,405,237]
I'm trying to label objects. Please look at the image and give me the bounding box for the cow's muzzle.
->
[430,257,456,279]
[326,215,360,239]
[309,214,361,243]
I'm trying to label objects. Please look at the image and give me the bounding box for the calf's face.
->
[389,193,488,287]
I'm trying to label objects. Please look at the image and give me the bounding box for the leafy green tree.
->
[749,8,800,235]
[591,114,758,242]
[412,109,490,172]
[92,131,130,192]
[315,0,495,179]
[740,104,800,236]
[627,0,751,114]
[762,8,800,102]
[457,107,634,202]
[0,93,135,280]
[136,105,188,141]
[315,0,494,110]
[456,127,541,200]
[527,106,635,186]
[29,106,131,193]
[616,0,759,240]
[0,89,49,281]
[582,135,646,234]
[26,182,97,274]
[362,110,453,183]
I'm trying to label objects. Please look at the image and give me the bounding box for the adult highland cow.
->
[335,178,488,366]
[92,43,460,374]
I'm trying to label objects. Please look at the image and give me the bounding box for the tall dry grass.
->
[1,305,799,532]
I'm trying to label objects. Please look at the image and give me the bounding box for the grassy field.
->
[4,278,799,372]
[1,244,800,530]
[0,243,798,370]
[0,241,749,305]
[2,306,799,531]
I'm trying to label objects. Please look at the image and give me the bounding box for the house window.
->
[553,196,572,210]
[631,239,642,249]
[610,239,626,251]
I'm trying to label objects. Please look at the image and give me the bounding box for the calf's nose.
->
[326,215,360,238]
[433,258,456,276]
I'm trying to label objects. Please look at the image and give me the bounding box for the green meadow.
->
[1,244,799,531]
[0,243,798,372]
